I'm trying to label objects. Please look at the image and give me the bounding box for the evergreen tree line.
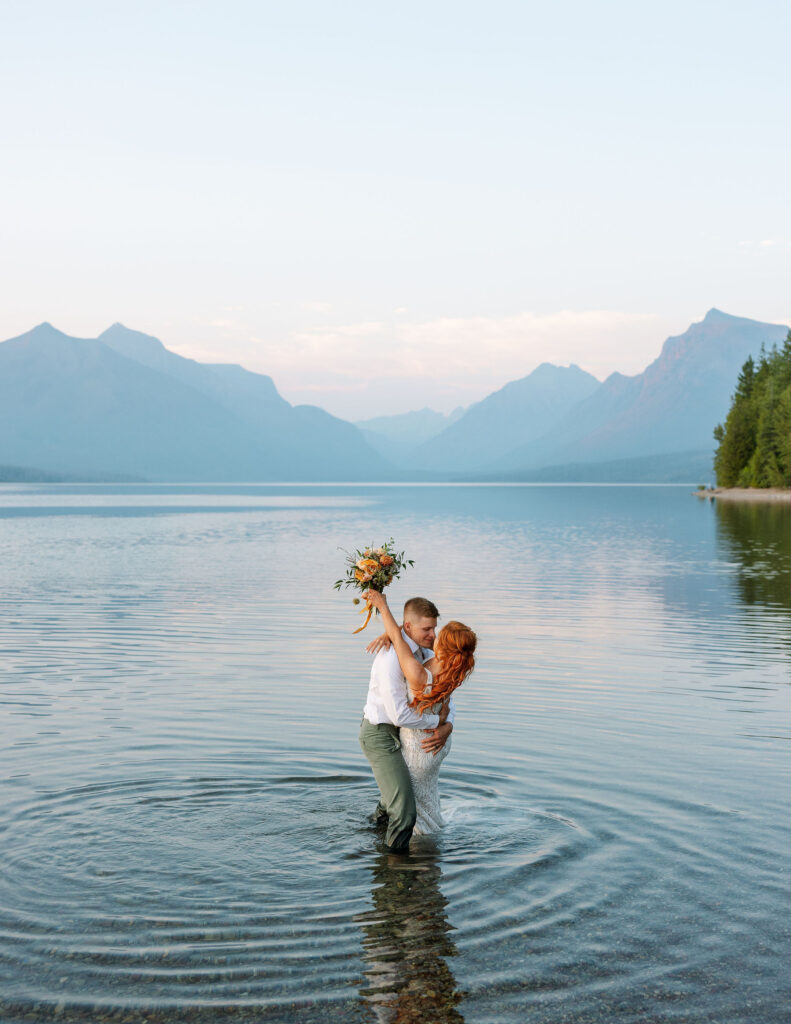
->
[714,331,791,487]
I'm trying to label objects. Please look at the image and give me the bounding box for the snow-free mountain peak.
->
[16,322,76,344]
[408,361,600,472]
[100,322,167,356]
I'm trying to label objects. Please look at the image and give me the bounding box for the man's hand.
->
[365,620,404,654]
[421,721,452,755]
[365,631,391,655]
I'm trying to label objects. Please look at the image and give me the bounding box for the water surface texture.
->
[1,484,789,1023]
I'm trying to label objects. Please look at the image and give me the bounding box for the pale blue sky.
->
[2,0,789,417]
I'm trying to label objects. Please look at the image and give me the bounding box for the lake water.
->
[0,483,789,1024]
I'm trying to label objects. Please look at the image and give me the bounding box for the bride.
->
[364,589,477,834]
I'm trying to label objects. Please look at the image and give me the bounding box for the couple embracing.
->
[359,591,477,853]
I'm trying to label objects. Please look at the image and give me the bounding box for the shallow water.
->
[0,483,789,1023]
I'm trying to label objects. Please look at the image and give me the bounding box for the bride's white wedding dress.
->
[400,670,451,835]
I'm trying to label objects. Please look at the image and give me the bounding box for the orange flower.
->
[356,558,380,574]
[379,554,394,566]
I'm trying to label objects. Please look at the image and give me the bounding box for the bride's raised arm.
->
[363,590,428,699]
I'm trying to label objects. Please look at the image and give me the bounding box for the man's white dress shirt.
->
[363,630,456,730]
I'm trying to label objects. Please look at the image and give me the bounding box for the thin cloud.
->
[208,318,246,330]
[255,309,659,380]
[230,308,670,417]
[737,239,791,250]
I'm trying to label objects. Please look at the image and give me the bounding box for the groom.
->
[359,596,454,853]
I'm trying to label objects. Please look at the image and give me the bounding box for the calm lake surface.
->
[1,483,789,1024]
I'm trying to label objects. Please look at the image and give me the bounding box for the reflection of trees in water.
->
[715,500,791,611]
[356,850,464,1023]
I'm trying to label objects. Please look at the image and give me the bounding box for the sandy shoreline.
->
[695,487,791,503]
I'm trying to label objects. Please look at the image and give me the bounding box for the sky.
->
[2,0,790,419]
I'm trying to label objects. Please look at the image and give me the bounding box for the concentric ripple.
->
[0,759,603,1023]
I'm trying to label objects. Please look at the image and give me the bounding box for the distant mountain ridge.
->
[0,322,393,481]
[480,449,716,484]
[488,309,789,474]
[356,406,465,462]
[411,362,601,472]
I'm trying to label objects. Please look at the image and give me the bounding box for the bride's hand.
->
[363,589,386,610]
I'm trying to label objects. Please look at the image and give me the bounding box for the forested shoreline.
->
[714,331,791,488]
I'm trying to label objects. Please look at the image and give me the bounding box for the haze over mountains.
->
[0,310,787,483]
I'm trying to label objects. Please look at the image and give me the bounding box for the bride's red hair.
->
[411,620,477,714]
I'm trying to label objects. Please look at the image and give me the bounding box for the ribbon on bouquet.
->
[352,599,376,634]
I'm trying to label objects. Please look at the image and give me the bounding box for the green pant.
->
[359,718,416,852]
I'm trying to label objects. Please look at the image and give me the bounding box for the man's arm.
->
[421,697,455,753]
[421,720,452,753]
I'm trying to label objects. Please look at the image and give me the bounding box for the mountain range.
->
[360,308,789,481]
[0,322,391,481]
[492,309,788,474]
[0,309,787,483]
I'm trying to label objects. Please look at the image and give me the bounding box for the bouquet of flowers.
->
[334,539,414,633]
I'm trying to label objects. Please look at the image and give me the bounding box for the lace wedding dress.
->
[400,670,451,835]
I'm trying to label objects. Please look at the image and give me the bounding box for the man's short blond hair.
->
[403,597,439,621]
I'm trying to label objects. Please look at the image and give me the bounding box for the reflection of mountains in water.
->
[716,500,791,612]
[355,851,464,1023]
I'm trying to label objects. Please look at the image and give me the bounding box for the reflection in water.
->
[356,850,464,1023]
[716,500,791,611]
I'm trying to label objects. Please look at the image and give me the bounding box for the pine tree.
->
[714,333,791,488]
[714,357,758,486]
[773,384,791,485]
